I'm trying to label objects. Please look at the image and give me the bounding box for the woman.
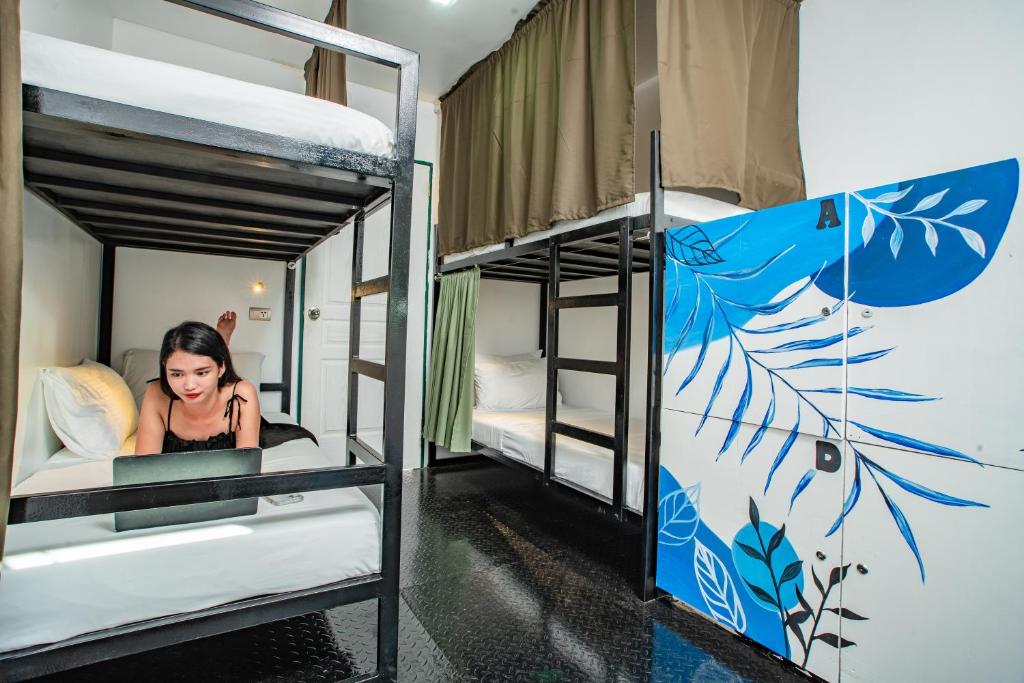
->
[135,315,315,455]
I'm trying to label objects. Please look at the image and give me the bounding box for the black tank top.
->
[158,381,319,453]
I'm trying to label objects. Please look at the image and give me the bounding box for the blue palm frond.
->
[717,262,827,316]
[738,297,848,335]
[676,306,715,396]
[720,353,753,455]
[666,261,683,318]
[711,218,751,250]
[862,456,988,508]
[849,421,981,465]
[779,348,893,371]
[763,405,800,494]
[697,334,733,435]
[826,456,862,537]
[741,376,775,463]
[789,469,817,513]
[666,285,703,374]
[752,326,868,355]
[808,387,938,402]
[876,480,925,582]
[702,247,793,281]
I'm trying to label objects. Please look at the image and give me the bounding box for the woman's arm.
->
[135,383,167,455]
[233,380,261,449]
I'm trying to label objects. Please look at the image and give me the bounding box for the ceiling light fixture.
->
[430,0,457,6]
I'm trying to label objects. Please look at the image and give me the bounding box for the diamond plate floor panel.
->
[32,461,809,682]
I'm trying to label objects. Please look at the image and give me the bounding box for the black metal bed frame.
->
[427,133,671,600]
[3,1,418,680]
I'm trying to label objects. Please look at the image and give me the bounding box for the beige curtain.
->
[0,0,22,562]
[437,0,635,256]
[657,0,805,210]
[304,0,347,106]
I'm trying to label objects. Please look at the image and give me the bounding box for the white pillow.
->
[121,348,264,410]
[40,360,139,460]
[475,355,560,411]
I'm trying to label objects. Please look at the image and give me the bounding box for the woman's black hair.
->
[158,321,241,399]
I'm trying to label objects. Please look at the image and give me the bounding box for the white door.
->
[301,163,431,469]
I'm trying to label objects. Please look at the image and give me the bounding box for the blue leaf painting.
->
[711,218,751,251]
[666,285,703,373]
[807,387,937,402]
[676,308,715,395]
[779,348,893,371]
[698,334,733,435]
[863,457,988,509]
[849,421,981,465]
[764,405,800,494]
[667,226,725,266]
[718,263,827,316]
[721,354,753,455]
[693,540,747,633]
[658,483,702,546]
[741,377,775,464]
[876,482,925,581]
[731,522,804,612]
[826,457,863,537]
[738,297,847,335]
[789,469,816,512]
[703,248,793,281]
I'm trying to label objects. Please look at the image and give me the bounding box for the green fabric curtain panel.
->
[423,268,480,453]
[657,0,806,210]
[437,0,635,256]
[0,0,23,562]
[304,0,347,106]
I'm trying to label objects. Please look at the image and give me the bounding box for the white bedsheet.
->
[473,405,646,512]
[0,418,380,653]
[444,190,750,263]
[21,31,395,158]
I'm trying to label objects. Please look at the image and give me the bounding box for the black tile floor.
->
[37,461,812,682]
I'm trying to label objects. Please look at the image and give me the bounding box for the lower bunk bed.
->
[1,412,381,655]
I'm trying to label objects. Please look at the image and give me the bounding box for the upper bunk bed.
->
[3,1,419,680]
[21,29,398,263]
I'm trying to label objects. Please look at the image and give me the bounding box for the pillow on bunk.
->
[40,360,139,460]
[475,355,560,411]
[475,350,543,376]
[121,348,265,409]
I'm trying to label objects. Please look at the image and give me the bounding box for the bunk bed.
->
[430,134,749,598]
[1,1,418,681]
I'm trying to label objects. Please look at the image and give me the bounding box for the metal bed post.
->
[97,244,116,367]
[280,262,296,414]
[612,218,633,518]
[426,248,442,467]
[346,213,365,467]
[641,130,665,601]
[543,243,560,484]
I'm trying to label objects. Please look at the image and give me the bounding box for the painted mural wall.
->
[655,159,1021,682]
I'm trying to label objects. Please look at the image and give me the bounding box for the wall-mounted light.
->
[430,0,457,6]
[251,280,265,294]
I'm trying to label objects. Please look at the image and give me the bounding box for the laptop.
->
[112,448,263,532]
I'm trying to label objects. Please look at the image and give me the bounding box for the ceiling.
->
[104,0,530,100]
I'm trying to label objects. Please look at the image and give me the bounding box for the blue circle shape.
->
[731,522,804,612]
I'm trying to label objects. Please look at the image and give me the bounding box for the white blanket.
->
[0,419,380,653]
[473,405,646,512]
[21,31,395,158]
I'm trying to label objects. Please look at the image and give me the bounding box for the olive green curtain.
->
[0,0,23,563]
[437,0,635,256]
[657,0,805,210]
[423,268,479,453]
[303,0,347,106]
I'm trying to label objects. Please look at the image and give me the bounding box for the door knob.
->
[307,307,321,321]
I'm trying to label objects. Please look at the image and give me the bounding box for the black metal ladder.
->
[543,218,634,519]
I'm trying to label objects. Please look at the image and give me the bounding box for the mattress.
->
[444,190,750,263]
[21,31,395,158]
[473,405,646,512]
[0,415,380,653]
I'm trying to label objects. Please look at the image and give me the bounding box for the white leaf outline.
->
[955,226,986,257]
[658,483,701,546]
[693,540,747,633]
[872,185,914,203]
[889,220,904,258]
[861,210,875,245]
[910,188,949,213]
[943,198,987,219]
[921,219,939,255]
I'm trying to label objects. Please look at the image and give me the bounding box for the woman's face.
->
[164,350,224,403]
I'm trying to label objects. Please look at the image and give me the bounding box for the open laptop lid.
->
[113,447,262,532]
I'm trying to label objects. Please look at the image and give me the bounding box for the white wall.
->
[800,0,1024,196]
[14,192,102,476]
[21,0,113,48]
[111,248,288,410]
[475,280,542,356]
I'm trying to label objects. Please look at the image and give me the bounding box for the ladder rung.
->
[554,358,617,375]
[551,421,615,451]
[353,275,389,299]
[350,357,385,381]
[554,293,619,309]
[348,436,384,464]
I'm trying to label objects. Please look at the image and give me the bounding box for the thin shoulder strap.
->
[224,382,248,432]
